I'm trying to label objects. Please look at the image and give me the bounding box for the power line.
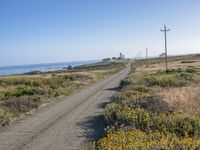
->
[160,24,170,72]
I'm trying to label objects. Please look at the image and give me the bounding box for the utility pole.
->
[160,24,170,72]
[146,47,148,60]
[146,47,148,67]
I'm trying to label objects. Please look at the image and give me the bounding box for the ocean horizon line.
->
[0,59,100,68]
[0,59,100,76]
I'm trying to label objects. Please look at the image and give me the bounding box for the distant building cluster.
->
[119,52,125,59]
[102,52,125,62]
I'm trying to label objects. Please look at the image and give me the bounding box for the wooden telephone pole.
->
[146,47,148,60]
[160,24,170,72]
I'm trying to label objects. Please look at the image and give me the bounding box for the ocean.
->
[0,60,99,76]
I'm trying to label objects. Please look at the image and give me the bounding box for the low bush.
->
[128,96,173,114]
[4,86,47,99]
[0,107,13,126]
[105,103,200,138]
[95,129,200,150]
[180,72,193,81]
[131,84,150,93]
[138,68,197,87]
[186,68,197,74]
[115,107,152,129]
[120,79,133,87]
[1,97,41,116]
[153,113,200,138]
[143,73,187,87]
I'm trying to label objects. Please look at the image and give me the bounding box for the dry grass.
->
[138,60,200,72]
[156,86,200,116]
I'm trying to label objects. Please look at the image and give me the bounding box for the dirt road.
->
[0,64,130,150]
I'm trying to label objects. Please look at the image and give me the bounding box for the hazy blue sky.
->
[0,0,200,66]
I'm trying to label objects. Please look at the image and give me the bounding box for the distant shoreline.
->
[0,60,100,76]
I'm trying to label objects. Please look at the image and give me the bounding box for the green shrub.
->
[2,97,41,116]
[131,84,150,93]
[180,72,193,81]
[143,74,187,87]
[165,68,182,74]
[0,107,12,126]
[105,103,200,138]
[120,79,133,87]
[104,103,121,125]
[0,92,5,100]
[153,113,200,138]
[105,104,152,129]
[4,86,47,99]
[95,129,200,150]
[116,108,152,129]
[126,96,173,114]
[186,68,197,74]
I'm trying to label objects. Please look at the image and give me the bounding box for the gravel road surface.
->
[0,64,130,150]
